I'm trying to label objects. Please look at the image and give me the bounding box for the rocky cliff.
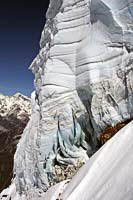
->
[1,0,133,199]
[0,93,31,192]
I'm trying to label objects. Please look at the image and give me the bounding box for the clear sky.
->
[0,0,49,96]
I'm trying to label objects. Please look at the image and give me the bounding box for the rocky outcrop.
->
[1,0,133,199]
[0,93,31,192]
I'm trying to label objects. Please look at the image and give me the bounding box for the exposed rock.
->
[53,160,84,184]
[0,93,31,192]
[1,0,133,199]
[99,118,133,144]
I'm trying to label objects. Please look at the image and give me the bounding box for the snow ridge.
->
[0,93,31,120]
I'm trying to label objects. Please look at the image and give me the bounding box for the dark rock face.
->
[0,93,31,192]
[0,115,30,192]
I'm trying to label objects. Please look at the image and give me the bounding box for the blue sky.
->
[0,0,49,96]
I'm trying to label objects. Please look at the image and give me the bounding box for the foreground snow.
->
[62,121,133,200]
[1,121,133,200]
[42,121,133,200]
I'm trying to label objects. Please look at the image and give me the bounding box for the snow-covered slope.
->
[41,121,133,200]
[0,93,31,120]
[62,121,133,200]
[1,0,133,198]
[2,121,133,200]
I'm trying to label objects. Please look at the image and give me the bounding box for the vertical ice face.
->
[1,0,133,198]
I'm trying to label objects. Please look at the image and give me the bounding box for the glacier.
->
[43,121,133,200]
[0,0,133,199]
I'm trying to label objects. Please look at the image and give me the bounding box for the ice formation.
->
[1,0,133,199]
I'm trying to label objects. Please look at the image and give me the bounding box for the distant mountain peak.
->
[0,92,31,192]
[13,92,23,97]
[0,92,31,120]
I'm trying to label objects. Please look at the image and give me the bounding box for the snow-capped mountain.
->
[1,0,133,199]
[0,92,31,192]
[0,92,31,120]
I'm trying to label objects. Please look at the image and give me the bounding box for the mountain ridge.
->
[0,92,31,119]
[0,92,31,192]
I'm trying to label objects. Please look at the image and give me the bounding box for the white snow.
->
[61,121,133,200]
[42,121,133,200]
[0,93,31,119]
